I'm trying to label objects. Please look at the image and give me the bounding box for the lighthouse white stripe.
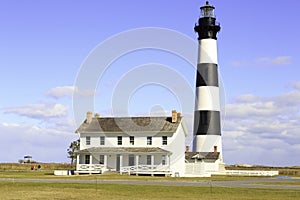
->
[194,135,222,157]
[198,39,218,64]
[195,86,220,111]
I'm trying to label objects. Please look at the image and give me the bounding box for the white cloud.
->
[47,86,75,98]
[47,86,96,98]
[222,87,300,166]
[256,56,292,65]
[235,94,261,102]
[232,56,292,67]
[270,56,292,65]
[4,103,68,119]
[0,122,78,163]
[288,81,300,91]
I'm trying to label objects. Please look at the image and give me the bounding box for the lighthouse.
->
[193,1,222,160]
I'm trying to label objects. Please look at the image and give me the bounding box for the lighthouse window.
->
[202,8,214,17]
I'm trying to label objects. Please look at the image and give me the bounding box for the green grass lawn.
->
[254,181,300,186]
[0,181,299,200]
[0,171,299,199]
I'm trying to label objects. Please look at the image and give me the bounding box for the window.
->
[147,155,152,165]
[86,136,91,145]
[117,136,122,145]
[162,155,166,165]
[100,136,105,145]
[162,136,167,145]
[129,136,134,145]
[85,155,90,164]
[99,155,104,164]
[147,137,152,145]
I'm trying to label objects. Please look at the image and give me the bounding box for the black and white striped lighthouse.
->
[193,1,222,159]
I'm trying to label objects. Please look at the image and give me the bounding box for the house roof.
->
[76,116,183,134]
[185,152,220,162]
[77,147,171,154]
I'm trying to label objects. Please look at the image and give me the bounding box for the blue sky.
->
[1,0,300,166]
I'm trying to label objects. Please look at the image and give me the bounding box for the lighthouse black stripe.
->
[196,63,219,87]
[193,110,221,135]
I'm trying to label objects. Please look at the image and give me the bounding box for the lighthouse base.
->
[193,135,222,159]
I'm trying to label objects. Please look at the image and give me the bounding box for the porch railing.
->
[77,164,105,171]
[120,165,170,173]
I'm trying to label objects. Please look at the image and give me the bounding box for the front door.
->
[129,154,135,166]
[85,155,90,164]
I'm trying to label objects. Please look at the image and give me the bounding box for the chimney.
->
[214,146,218,153]
[172,110,177,123]
[177,112,181,118]
[86,111,93,124]
[94,113,100,118]
[185,146,190,152]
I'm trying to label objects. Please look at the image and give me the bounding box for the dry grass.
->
[0,163,74,171]
[0,171,262,182]
[226,165,300,177]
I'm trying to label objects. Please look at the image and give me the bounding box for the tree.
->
[67,139,80,165]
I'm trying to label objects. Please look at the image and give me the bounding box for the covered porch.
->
[76,147,172,175]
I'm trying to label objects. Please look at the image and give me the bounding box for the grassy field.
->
[0,170,274,182]
[254,182,300,186]
[0,163,299,199]
[0,181,299,200]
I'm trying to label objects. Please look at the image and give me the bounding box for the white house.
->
[75,110,189,177]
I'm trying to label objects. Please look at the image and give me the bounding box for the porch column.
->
[89,155,93,165]
[135,155,139,172]
[76,154,80,170]
[168,155,171,171]
[104,155,108,170]
[151,155,154,169]
[120,155,123,169]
